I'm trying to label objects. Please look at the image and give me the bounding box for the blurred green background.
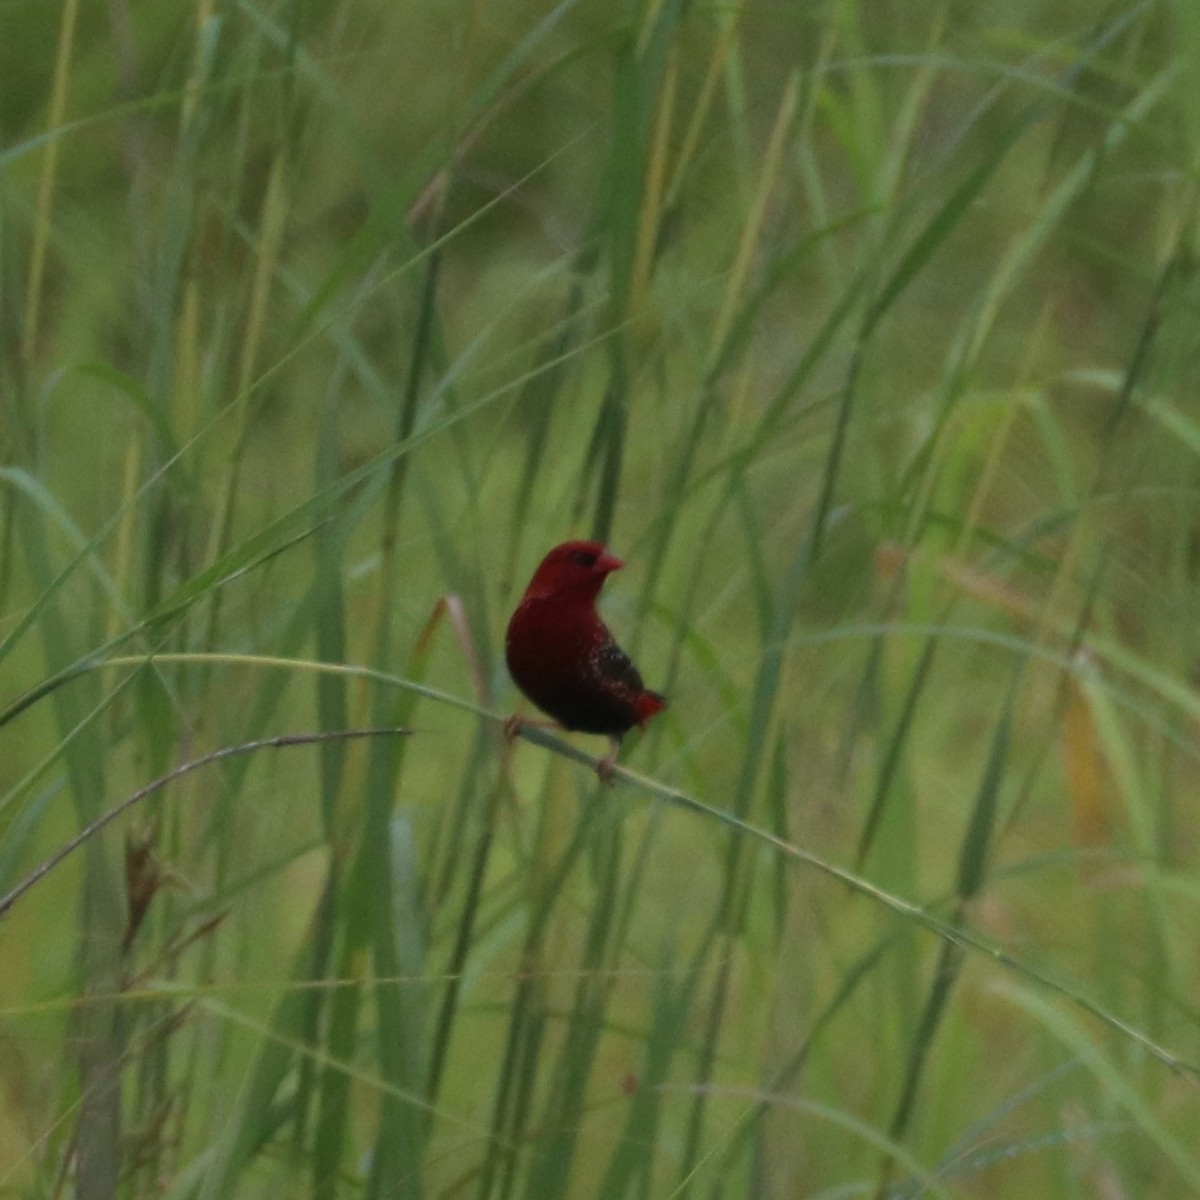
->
[2,1,1200,1197]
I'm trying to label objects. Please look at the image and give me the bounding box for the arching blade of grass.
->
[505,720,1200,1080]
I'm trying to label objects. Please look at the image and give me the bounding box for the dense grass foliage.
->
[2,1,1200,1197]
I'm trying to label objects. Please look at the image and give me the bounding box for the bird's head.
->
[520,540,623,603]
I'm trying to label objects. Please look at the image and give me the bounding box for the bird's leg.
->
[596,736,622,784]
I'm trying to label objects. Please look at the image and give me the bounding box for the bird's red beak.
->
[596,551,623,574]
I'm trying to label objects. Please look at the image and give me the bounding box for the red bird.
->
[505,540,667,780]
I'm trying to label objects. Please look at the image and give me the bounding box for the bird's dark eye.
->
[570,549,596,567]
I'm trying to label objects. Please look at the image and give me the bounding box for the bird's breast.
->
[505,600,638,734]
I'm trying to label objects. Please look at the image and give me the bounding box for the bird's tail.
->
[635,690,668,727]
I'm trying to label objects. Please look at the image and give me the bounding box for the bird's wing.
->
[595,636,646,695]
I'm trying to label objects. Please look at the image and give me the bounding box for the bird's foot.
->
[505,714,561,741]
[596,738,621,785]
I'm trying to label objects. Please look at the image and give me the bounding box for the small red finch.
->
[506,540,667,780]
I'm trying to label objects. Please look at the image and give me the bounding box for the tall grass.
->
[2,1,1199,1197]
